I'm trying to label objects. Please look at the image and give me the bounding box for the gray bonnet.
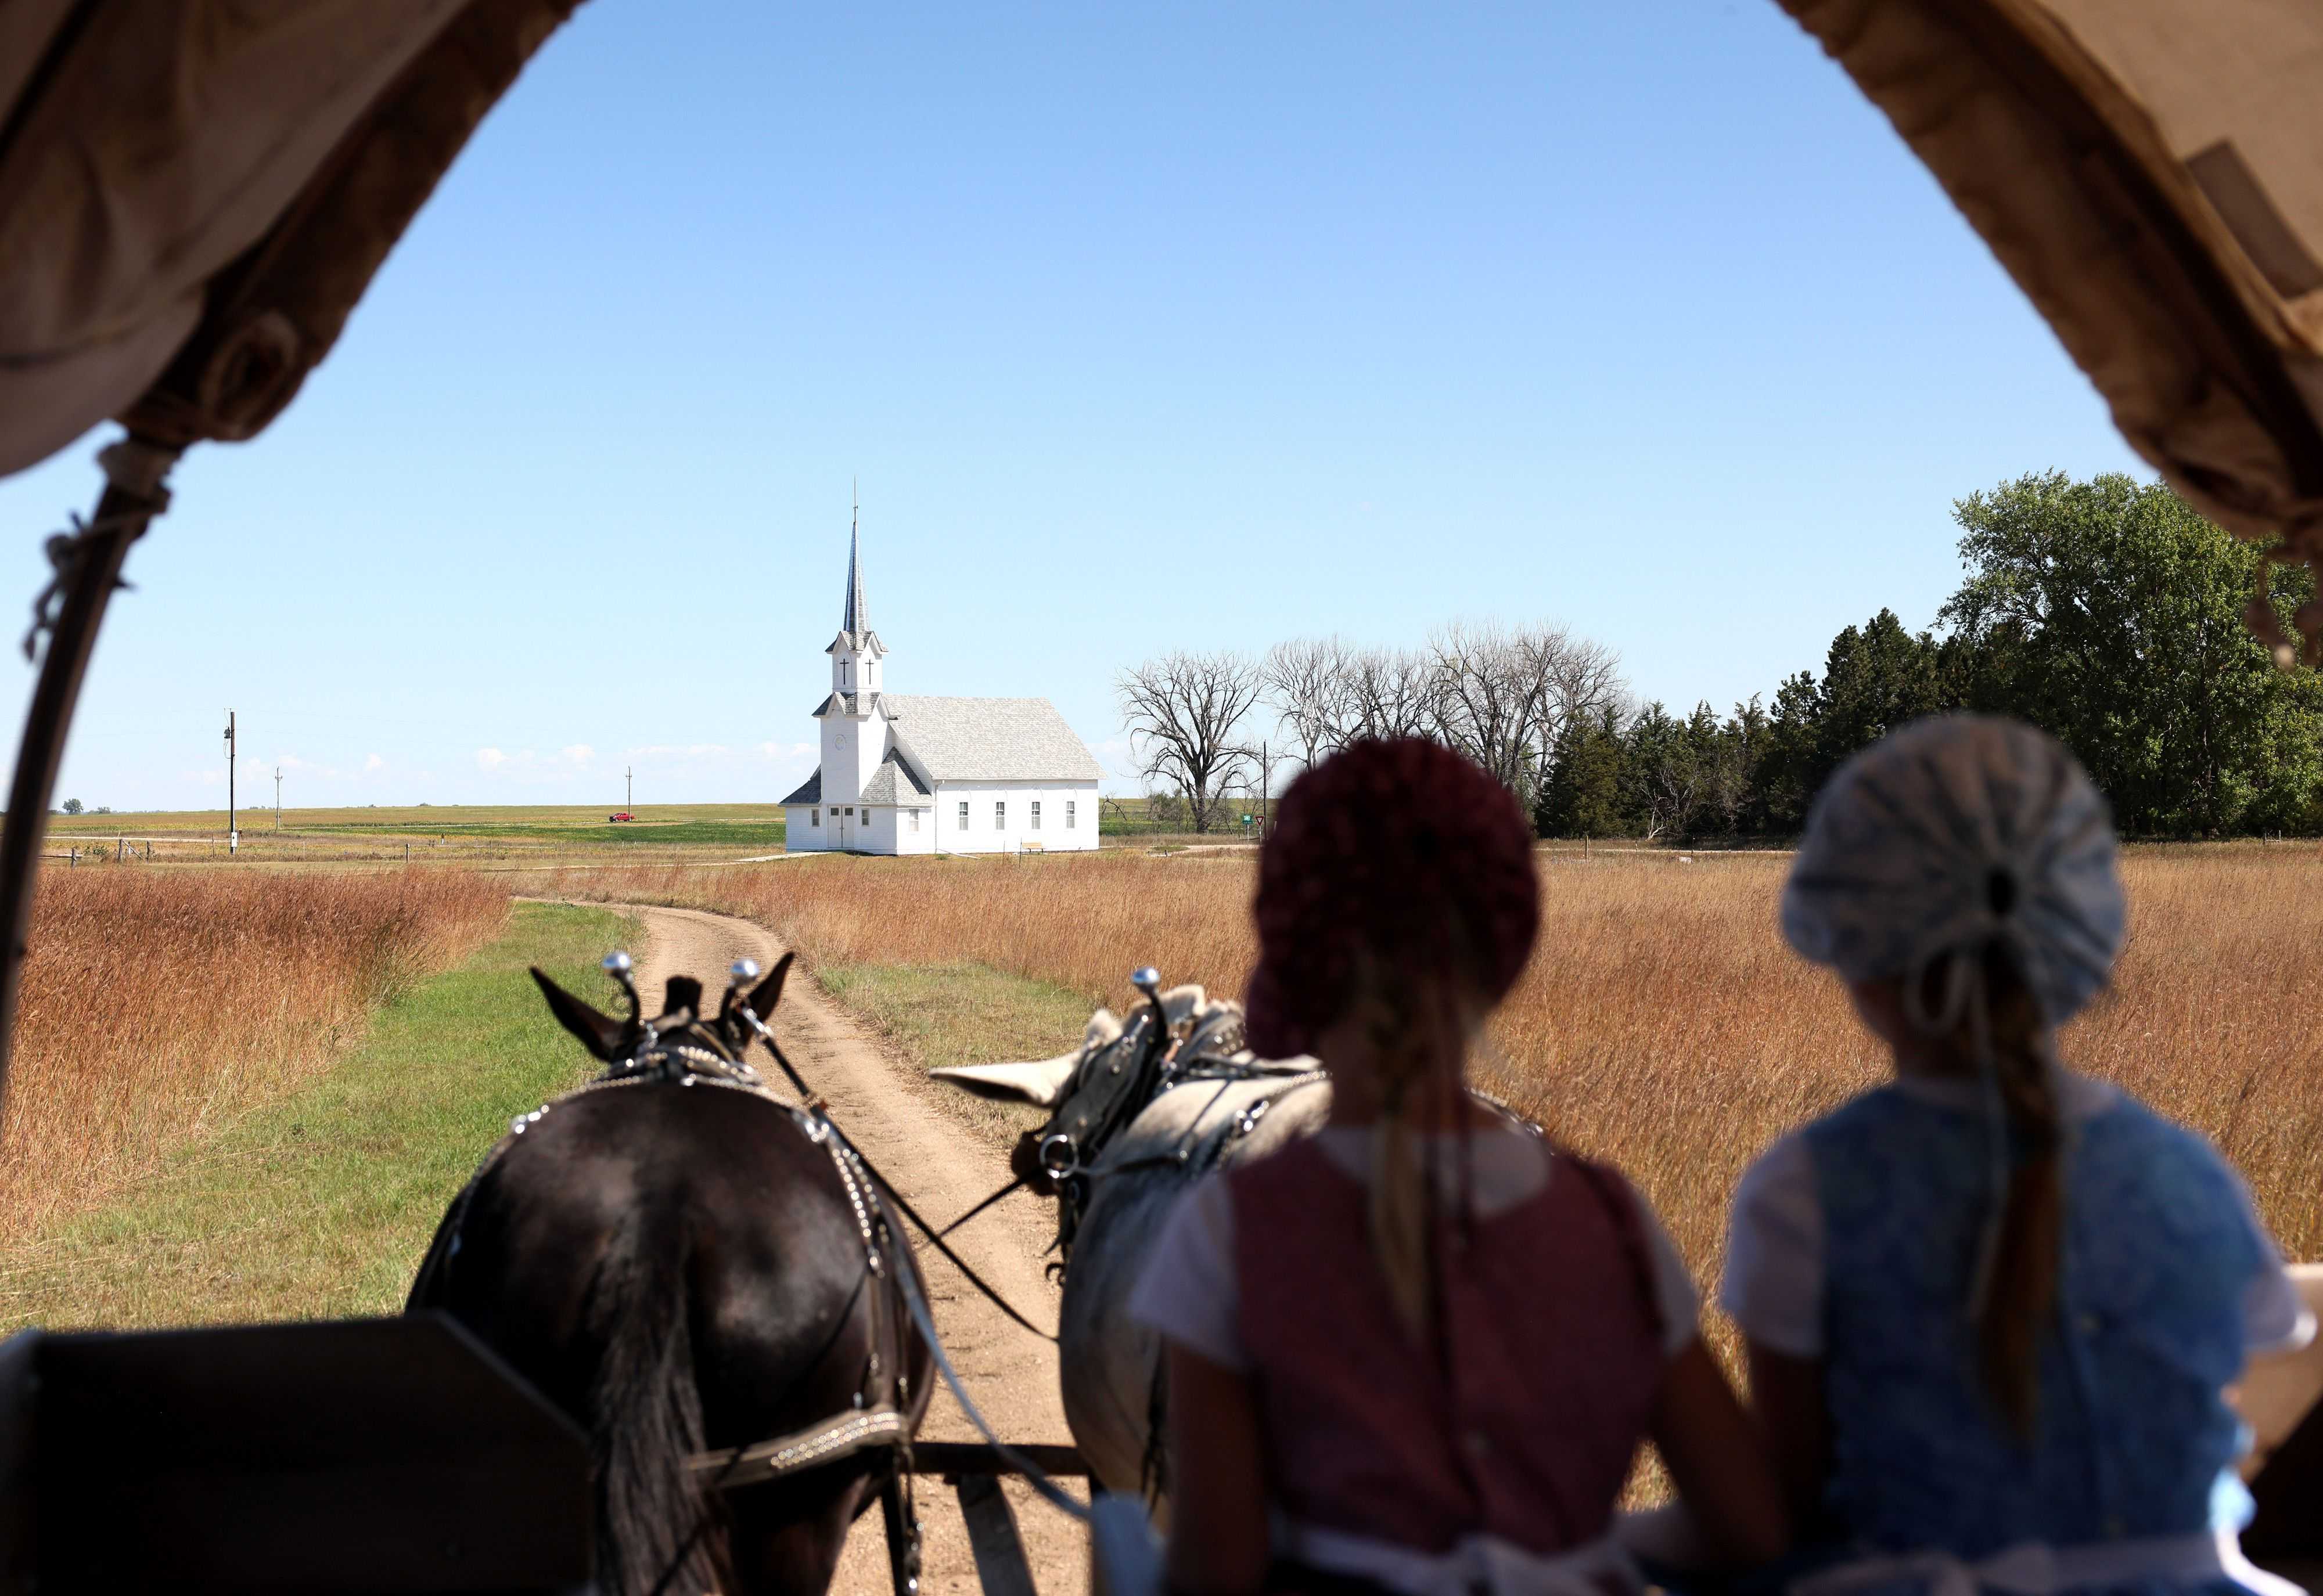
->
[1780,715,2126,1027]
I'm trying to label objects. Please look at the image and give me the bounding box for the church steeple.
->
[840,488,869,644]
[825,490,885,693]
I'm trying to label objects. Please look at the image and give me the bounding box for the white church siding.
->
[927,780,1099,854]
[780,518,1101,856]
[785,804,819,848]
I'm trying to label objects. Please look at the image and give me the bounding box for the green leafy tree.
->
[60,798,82,815]
[1941,471,2323,835]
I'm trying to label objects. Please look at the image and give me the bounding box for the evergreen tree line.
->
[1536,471,2323,841]
[1116,472,2323,839]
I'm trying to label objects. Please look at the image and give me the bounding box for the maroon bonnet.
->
[1243,738,1539,1058]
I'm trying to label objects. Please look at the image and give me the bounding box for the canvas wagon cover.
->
[0,1,581,478]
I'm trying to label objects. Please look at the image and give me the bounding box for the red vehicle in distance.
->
[607,812,634,823]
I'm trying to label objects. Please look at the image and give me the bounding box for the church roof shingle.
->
[883,695,1102,783]
[810,691,881,718]
[779,769,822,805]
[860,750,933,806]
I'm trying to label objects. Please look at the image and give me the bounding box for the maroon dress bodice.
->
[1228,1136,1667,1557]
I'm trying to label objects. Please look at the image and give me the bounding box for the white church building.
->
[782,523,1102,855]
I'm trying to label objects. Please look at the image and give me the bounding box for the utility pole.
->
[223,710,237,855]
[274,766,282,829]
[626,766,633,809]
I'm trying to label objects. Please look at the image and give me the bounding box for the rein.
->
[727,995,1089,1519]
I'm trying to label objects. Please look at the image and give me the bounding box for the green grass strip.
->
[0,902,637,1332]
[812,960,1095,1145]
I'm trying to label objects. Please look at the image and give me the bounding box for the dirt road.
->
[614,902,1085,1596]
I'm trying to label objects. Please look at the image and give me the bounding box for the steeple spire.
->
[840,482,869,642]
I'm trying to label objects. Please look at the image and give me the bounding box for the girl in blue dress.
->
[1721,715,2311,1596]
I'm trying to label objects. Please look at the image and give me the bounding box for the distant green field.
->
[48,802,781,836]
[42,803,786,861]
[42,797,1252,858]
[304,818,786,847]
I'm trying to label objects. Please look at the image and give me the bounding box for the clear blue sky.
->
[3,2,2144,812]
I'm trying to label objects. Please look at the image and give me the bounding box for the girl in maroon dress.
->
[1130,738,1785,1596]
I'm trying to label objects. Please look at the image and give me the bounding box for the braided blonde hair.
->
[1346,952,1485,1342]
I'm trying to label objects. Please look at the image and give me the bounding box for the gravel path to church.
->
[611,902,1087,1596]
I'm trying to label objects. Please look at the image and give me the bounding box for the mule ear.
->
[531,967,628,1061]
[931,1054,1081,1107]
[746,952,794,1021]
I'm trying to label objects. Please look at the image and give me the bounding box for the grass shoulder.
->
[0,902,638,1331]
[813,960,1092,1144]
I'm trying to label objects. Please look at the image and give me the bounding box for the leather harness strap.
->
[683,1396,912,1489]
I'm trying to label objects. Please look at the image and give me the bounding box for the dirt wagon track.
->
[608,902,1087,1596]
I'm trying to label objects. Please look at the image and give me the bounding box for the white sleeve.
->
[2225,1170,2317,1356]
[1718,1130,1823,1359]
[1628,1186,1704,1359]
[1126,1177,1248,1371]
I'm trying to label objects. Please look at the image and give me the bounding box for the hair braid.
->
[1950,942,2065,1438]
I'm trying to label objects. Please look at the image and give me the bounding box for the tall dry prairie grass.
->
[5,869,507,1243]
[537,848,2322,1274]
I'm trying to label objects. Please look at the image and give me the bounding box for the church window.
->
[909,809,921,833]
[958,801,969,828]
[1067,801,1077,830]
[995,801,1006,828]
[1030,801,1042,830]
[811,809,819,827]
[844,806,854,817]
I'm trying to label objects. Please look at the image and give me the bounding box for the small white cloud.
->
[476,748,507,770]
[365,754,386,772]
[560,744,594,766]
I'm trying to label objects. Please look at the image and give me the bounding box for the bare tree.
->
[1247,622,1625,816]
[1426,621,1556,801]
[1117,650,1262,834]
[1530,625,1624,750]
[1348,646,1440,741]
[1261,637,1361,768]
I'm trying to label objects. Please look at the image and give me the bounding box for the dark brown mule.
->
[409,955,932,1596]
